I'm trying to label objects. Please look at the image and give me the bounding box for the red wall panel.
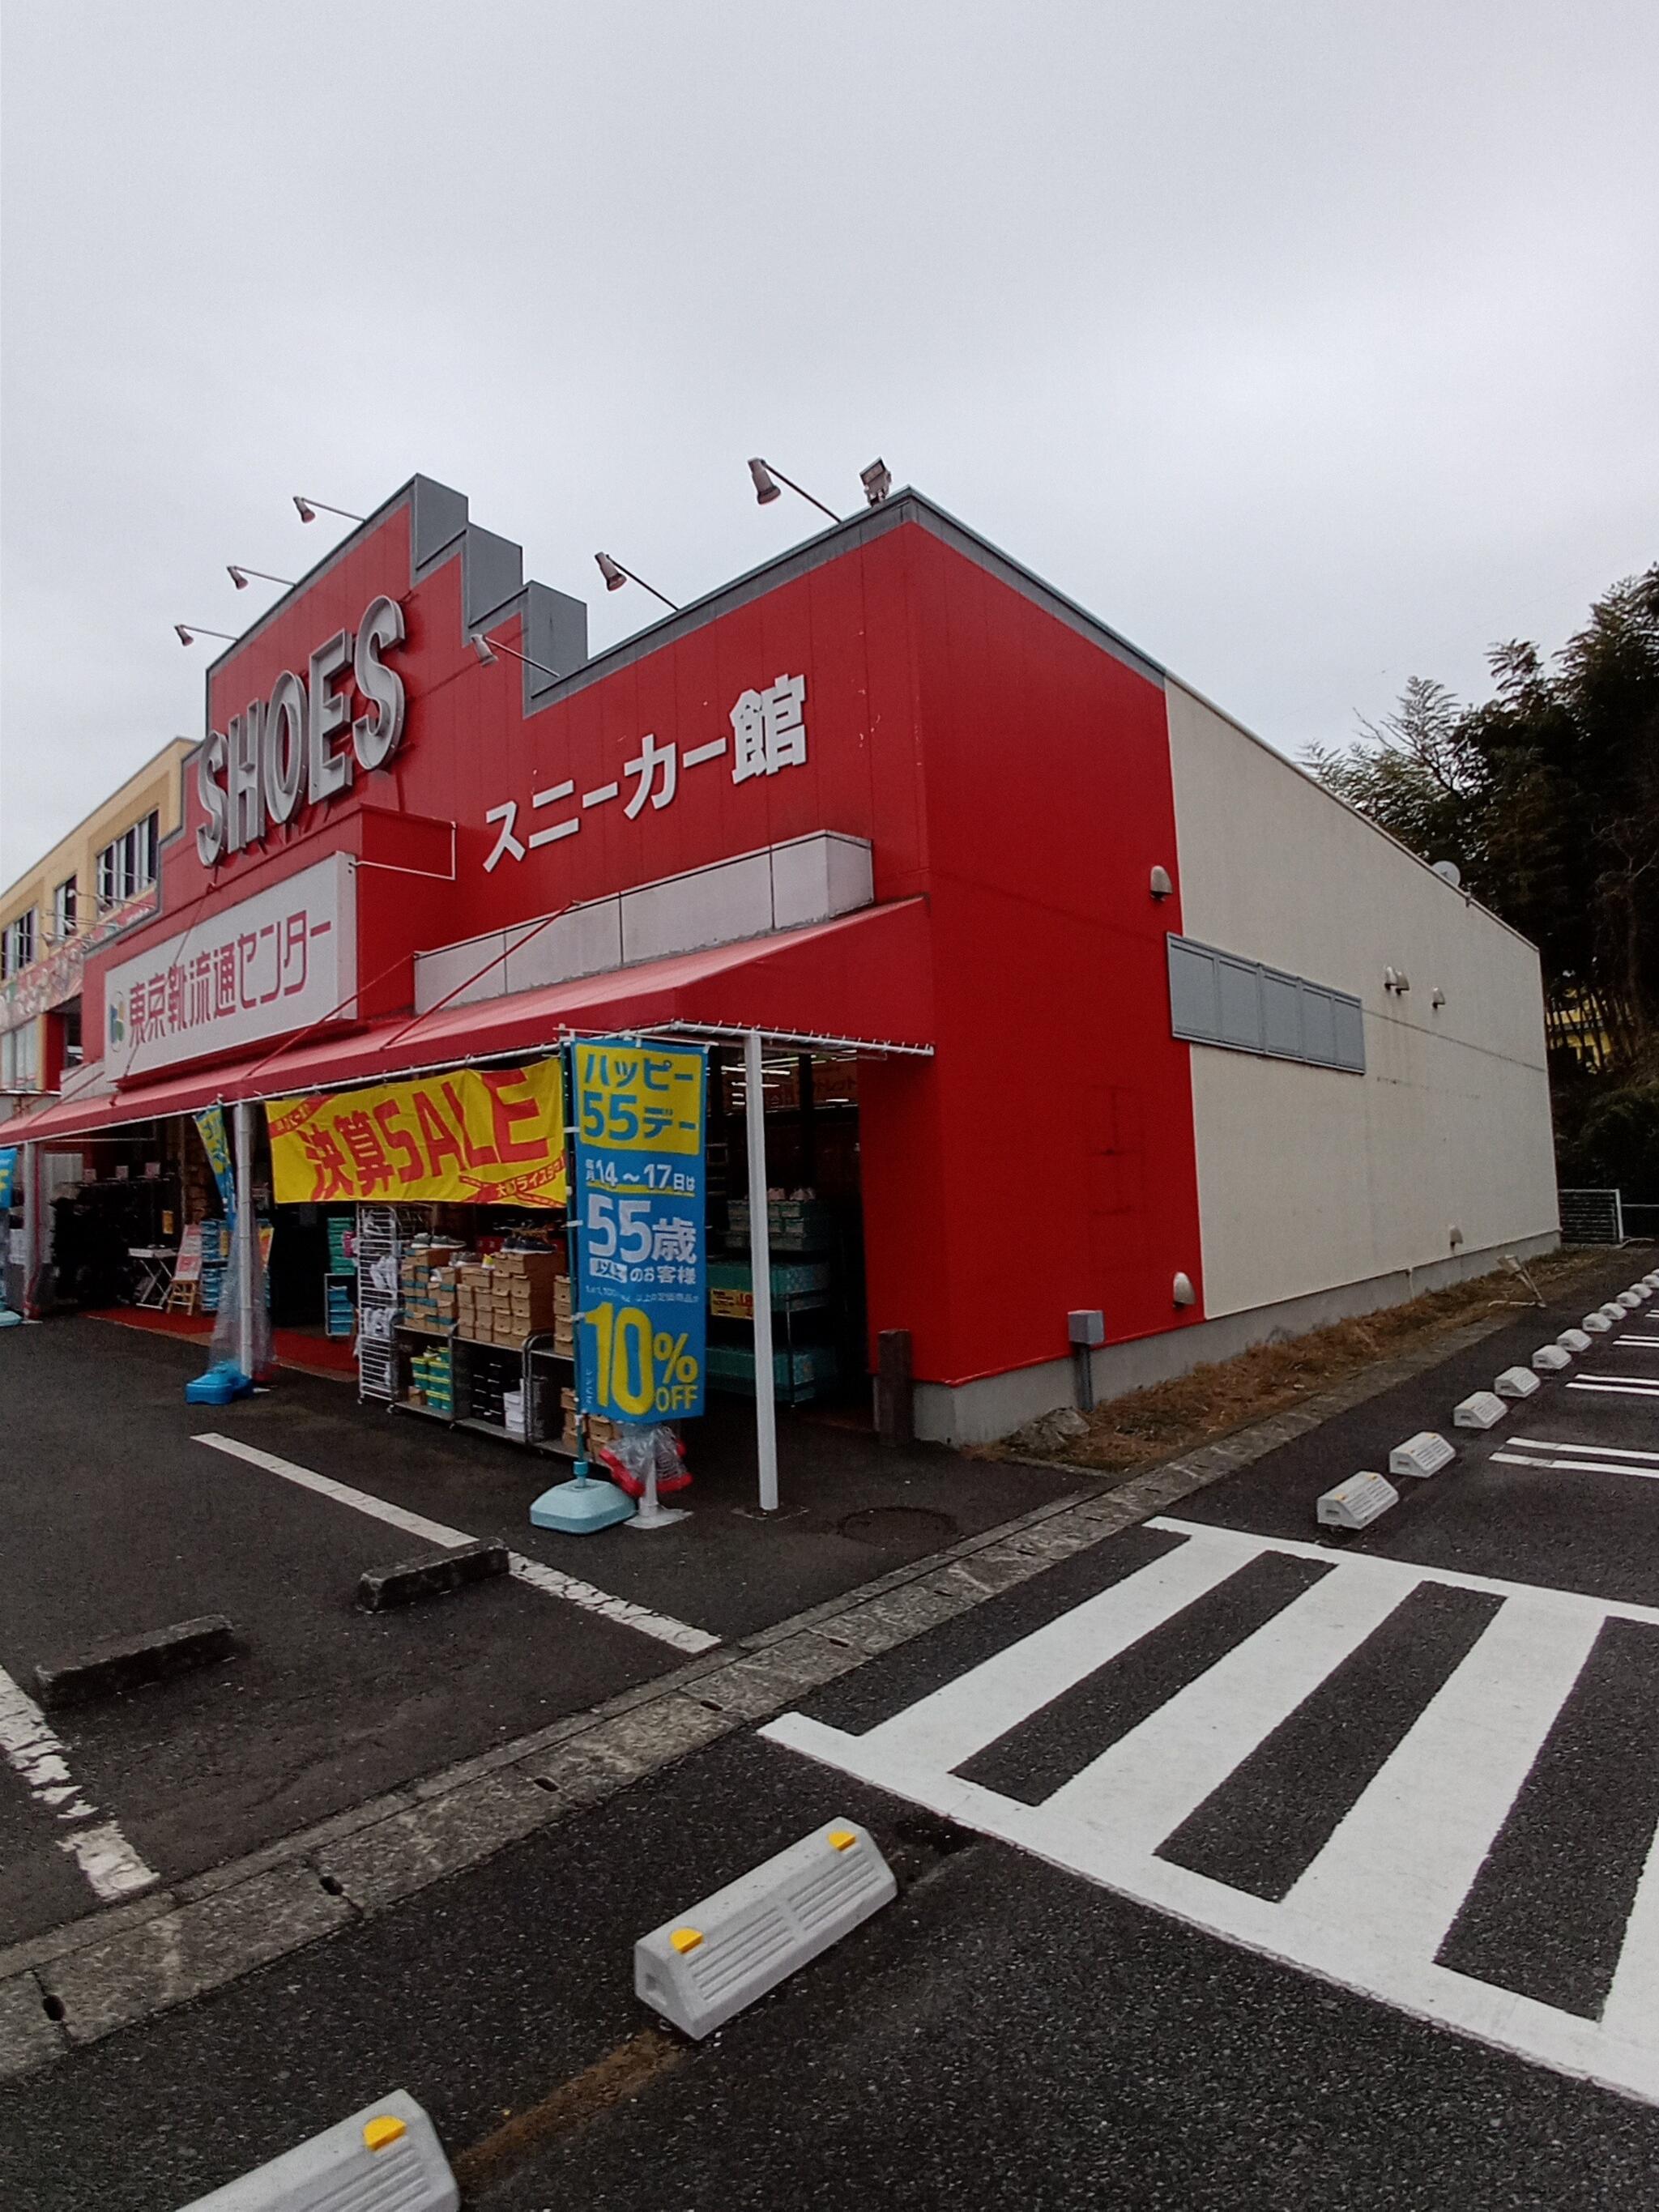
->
[78,488,1201,1397]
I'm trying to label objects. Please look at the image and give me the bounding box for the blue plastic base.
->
[185,1362,255,1405]
[529,1473,635,1533]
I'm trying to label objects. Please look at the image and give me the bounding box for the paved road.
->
[0,1317,1073,1946]
[3,1257,1658,2207]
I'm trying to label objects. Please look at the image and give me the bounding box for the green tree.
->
[1307,565,1659,1085]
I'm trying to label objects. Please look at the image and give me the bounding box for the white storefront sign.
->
[103,855,356,1077]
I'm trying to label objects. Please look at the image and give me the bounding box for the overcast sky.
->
[2,0,1655,886]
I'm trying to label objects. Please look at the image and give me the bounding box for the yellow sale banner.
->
[267,1060,567,1208]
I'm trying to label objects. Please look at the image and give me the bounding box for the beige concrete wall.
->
[0,739,192,1090]
[1166,681,1558,1319]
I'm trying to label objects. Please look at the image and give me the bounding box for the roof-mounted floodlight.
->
[470,628,564,682]
[594,552,679,612]
[176,624,237,646]
[294,496,365,524]
[860,458,892,505]
[228,565,296,591]
[747,457,841,523]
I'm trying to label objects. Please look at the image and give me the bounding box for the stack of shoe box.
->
[491,1251,566,1349]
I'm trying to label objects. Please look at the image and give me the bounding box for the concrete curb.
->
[32,1615,235,1711]
[357,1540,510,1613]
[0,1273,1619,2079]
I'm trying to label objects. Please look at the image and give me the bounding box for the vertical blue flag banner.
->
[571,1040,706,1424]
[194,1106,237,1218]
[0,1149,17,1213]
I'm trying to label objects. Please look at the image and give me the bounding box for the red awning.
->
[5,899,932,1144]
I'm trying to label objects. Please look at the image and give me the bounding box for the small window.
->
[1332,995,1366,1072]
[1218,957,1263,1051]
[1167,938,1220,1040]
[1300,987,1339,1067]
[1260,969,1303,1057]
[53,878,77,940]
[1168,935,1364,1076]
[2,910,36,978]
[1,1021,38,1089]
[95,812,158,909]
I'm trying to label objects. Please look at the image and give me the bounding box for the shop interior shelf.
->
[454,1414,573,1456]
[396,1320,454,1337]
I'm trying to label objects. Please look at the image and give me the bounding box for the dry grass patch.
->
[1003,1248,1618,1476]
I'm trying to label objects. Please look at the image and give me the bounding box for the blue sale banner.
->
[194,1106,237,1218]
[0,1149,17,1213]
[571,1040,707,1424]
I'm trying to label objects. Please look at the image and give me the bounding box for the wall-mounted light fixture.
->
[175,624,237,646]
[1384,967,1412,994]
[294,497,364,525]
[228,565,296,591]
[1149,865,1174,899]
[1431,987,1447,1010]
[594,552,679,612]
[747,457,842,523]
[1172,1271,1197,1308]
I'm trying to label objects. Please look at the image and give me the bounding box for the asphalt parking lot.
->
[2,1252,1657,2211]
[3,1247,1659,2212]
[0,1315,1078,1947]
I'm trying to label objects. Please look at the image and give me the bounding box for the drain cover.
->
[838,1506,957,1548]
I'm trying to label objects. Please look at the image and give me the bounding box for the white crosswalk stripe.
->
[764,1519,1659,2105]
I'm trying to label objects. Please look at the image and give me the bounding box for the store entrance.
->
[709,1045,870,1425]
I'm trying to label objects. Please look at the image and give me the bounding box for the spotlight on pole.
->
[293,496,365,524]
[745,457,842,525]
[176,624,237,646]
[228,565,296,591]
[594,552,680,612]
[469,629,568,681]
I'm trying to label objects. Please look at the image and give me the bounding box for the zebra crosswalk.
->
[763,1518,1659,2103]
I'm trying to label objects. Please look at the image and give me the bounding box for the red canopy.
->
[5,900,932,1144]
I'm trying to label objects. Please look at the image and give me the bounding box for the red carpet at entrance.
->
[83,1306,359,1380]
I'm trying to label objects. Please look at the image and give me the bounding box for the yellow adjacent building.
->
[1,739,193,1119]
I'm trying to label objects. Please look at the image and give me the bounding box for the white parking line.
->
[1567,1380,1659,1400]
[0,1666,160,1903]
[1510,1436,1659,1464]
[192,1434,719,1654]
[1493,1452,1659,1481]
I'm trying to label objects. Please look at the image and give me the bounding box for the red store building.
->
[5,475,1559,1444]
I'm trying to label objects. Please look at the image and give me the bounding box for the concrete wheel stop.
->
[33,1613,236,1709]
[357,1540,511,1611]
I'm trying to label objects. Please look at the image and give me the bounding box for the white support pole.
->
[234,1098,256,1378]
[19,1144,39,1317]
[744,1028,779,1514]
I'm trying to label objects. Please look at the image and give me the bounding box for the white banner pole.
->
[744,1029,779,1513]
[19,1143,39,1317]
[234,1099,256,1377]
